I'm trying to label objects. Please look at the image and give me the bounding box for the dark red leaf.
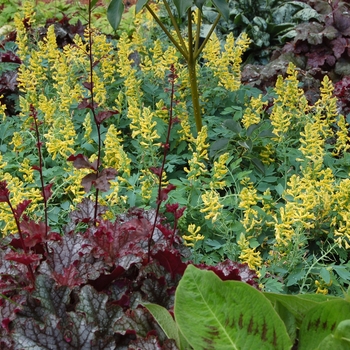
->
[95,110,118,124]
[81,172,98,192]
[0,181,10,203]
[52,265,84,288]
[152,249,188,279]
[43,183,53,201]
[93,168,117,192]
[14,199,32,218]
[196,259,259,288]
[67,153,98,170]
[32,165,41,172]
[77,98,98,110]
[150,167,162,177]
[158,184,176,202]
[5,251,41,266]
[82,81,93,91]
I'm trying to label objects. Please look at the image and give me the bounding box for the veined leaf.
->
[175,265,292,350]
[144,303,182,347]
[299,300,350,350]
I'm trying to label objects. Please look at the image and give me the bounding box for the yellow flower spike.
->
[0,95,7,119]
[183,224,204,247]
[104,125,131,176]
[202,32,250,92]
[200,189,223,223]
[184,126,210,181]
[20,158,35,183]
[237,233,262,273]
[242,95,267,129]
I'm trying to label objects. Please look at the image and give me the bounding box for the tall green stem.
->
[188,9,202,133]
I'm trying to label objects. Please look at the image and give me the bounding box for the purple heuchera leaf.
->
[5,251,41,266]
[196,259,259,288]
[96,110,119,124]
[14,199,32,219]
[67,153,98,171]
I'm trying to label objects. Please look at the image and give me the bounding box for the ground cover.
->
[1,0,350,348]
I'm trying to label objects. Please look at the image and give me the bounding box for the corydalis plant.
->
[107,0,231,133]
[67,0,118,223]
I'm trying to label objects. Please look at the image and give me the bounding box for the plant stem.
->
[31,108,48,240]
[147,65,177,261]
[88,0,100,223]
[6,197,36,283]
[187,9,202,133]
[145,3,188,59]
[195,13,221,60]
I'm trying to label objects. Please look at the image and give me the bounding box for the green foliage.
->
[203,0,320,63]
[175,265,292,349]
[149,265,350,349]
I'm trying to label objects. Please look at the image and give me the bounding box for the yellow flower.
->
[210,153,229,189]
[200,189,222,222]
[315,279,332,295]
[202,32,250,92]
[10,132,25,152]
[0,95,6,119]
[104,124,131,176]
[238,233,262,272]
[20,158,35,183]
[83,113,93,143]
[45,117,76,160]
[184,126,209,181]
[182,224,204,247]
[242,95,267,129]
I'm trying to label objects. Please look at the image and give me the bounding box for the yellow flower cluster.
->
[259,144,275,165]
[0,173,42,234]
[45,117,76,160]
[184,126,209,181]
[202,32,251,91]
[103,124,131,175]
[238,233,262,272]
[242,94,267,129]
[210,153,229,189]
[20,158,35,183]
[131,107,161,148]
[270,63,309,141]
[274,168,335,246]
[239,181,262,233]
[315,278,332,295]
[141,39,179,79]
[298,122,325,171]
[182,224,204,247]
[0,154,7,169]
[200,189,223,223]
[10,132,25,152]
[0,95,6,119]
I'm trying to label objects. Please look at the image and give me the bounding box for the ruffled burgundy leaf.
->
[93,167,117,192]
[67,153,98,171]
[5,252,41,266]
[77,97,98,110]
[14,199,32,219]
[43,183,53,201]
[196,259,259,288]
[95,110,118,124]
[81,172,98,192]
[68,198,107,227]
[52,265,84,288]
[0,181,10,203]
